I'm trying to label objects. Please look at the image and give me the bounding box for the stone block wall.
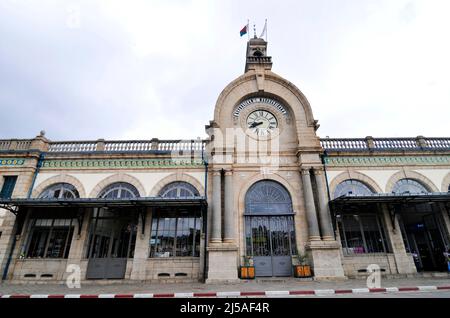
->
[145,258,201,281]
[342,254,398,277]
[12,259,69,281]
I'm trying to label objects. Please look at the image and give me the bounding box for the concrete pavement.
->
[1,276,450,297]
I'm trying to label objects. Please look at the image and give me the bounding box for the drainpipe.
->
[202,158,209,282]
[2,152,45,280]
[27,152,45,198]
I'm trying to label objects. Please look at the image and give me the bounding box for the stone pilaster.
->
[223,170,234,243]
[0,211,18,280]
[301,168,321,241]
[439,203,450,241]
[2,208,32,280]
[65,208,92,281]
[67,208,91,260]
[29,132,49,152]
[306,240,346,280]
[206,245,238,283]
[313,168,334,240]
[381,204,417,274]
[130,208,152,280]
[210,170,222,243]
[206,170,238,283]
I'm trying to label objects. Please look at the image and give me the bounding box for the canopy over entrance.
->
[330,192,450,272]
[0,197,207,213]
[330,192,450,207]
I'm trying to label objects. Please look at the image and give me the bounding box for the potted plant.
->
[239,256,255,279]
[292,253,312,278]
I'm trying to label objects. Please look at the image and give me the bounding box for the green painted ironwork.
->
[324,155,450,166]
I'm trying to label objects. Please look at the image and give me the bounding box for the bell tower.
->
[245,37,272,72]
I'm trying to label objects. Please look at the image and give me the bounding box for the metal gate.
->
[244,180,296,277]
[246,216,295,277]
[86,208,137,279]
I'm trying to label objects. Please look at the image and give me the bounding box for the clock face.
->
[246,110,278,136]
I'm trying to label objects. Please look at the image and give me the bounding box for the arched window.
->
[333,180,373,199]
[98,182,140,199]
[245,180,293,215]
[39,183,79,199]
[158,182,200,198]
[392,179,429,194]
[150,181,201,258]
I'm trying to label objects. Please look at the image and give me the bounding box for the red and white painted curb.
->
[1,286,450,298]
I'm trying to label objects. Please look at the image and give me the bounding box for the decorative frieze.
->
[0,158,26,167]
[41,158,204,169]
[324,155,450,167]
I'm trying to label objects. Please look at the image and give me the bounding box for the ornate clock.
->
[246,110,278,136]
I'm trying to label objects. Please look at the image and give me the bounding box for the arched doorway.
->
[244,180,297,277]
[86,182,139,279]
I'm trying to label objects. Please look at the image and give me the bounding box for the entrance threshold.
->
[255,277,314,283]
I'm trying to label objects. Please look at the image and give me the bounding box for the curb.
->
[1,286,450,298]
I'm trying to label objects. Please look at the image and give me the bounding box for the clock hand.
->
[249,121,263,128]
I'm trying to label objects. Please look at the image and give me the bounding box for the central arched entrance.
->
[244,180,297,277]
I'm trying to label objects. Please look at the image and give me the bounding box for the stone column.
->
[210,170,222,243]
[223,170,234,243]
[301,168,321,241]
[313,168,334,240]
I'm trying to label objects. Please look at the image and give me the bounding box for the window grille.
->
[39,183,79,199]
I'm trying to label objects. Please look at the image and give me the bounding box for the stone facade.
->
[0,38,449,284]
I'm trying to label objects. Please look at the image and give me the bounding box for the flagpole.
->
[266,18,268,42]
[247,19,250,40]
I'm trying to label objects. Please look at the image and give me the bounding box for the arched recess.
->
[32,174,86,198]
[213,72,316,130]
[329,171,383,197]
[385,170,439,193]
[149,173,204,197]
[237,173,301,215]
[441,172,450,192]
[242,177,298,277]
[89,173,146,198]
[245,180,293,214]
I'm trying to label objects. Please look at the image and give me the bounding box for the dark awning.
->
[330,192,450,206]
[329,193,450,230]
[0,197,207,212]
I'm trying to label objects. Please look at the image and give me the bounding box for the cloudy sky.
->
[0,0,449,141]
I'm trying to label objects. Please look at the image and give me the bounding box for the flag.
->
[240,24,248,37]
[259,19,267,39]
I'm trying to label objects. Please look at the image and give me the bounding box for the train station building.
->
[0,37,449,283]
